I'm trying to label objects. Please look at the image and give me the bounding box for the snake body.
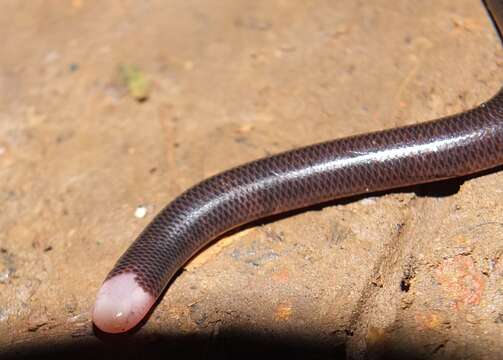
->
[93,0,503,333]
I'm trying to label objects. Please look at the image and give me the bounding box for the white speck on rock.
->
[360,198,376,206]
[0,270,10,283]
[44,51,60,64]
[134,205,148,218]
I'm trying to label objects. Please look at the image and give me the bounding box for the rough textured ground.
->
[1,0,503,359]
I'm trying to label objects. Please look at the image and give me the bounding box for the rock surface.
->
[1,0,503,359]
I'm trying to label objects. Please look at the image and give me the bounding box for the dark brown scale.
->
[106,0,503,300]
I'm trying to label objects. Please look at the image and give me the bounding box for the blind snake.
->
[93,0,503,333]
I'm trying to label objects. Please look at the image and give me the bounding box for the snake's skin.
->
[106,0,503,300]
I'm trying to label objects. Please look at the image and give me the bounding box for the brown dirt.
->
[1,0,503,359]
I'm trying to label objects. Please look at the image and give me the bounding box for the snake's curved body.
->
[93,0,503,333]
